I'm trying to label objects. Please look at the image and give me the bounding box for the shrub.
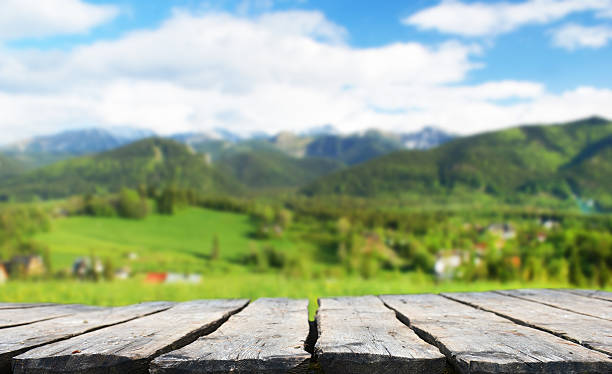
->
[84,195,116,217]
[117,188,148,219]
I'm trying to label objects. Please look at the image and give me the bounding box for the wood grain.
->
[13,299,248,374]
[0,302,172,374]
[443,291,612,355]
[150,298,311,374]
[0,305,100,329]
[315,296,446,374]
[381,294,612,374]
[496,289,611,321]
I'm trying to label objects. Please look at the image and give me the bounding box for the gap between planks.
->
[559,289,612,303]
[493,289,611,321]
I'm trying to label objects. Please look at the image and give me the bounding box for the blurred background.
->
[0,0,611,315]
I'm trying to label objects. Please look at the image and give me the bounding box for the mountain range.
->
[0,117,610,211]
[1,127,155,168]
[0,126,456,169]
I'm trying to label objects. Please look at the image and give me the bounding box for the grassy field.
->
[3,205,608,319]
[32,207,303,274]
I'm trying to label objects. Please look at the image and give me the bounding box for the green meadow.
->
[31,207,301,274]
[3,205,601,319]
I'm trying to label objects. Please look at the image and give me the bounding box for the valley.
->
[1,117,611,310]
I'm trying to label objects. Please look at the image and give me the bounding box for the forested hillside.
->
[0,154,22,179]
[217,150,343,189]
[303,117,612,209]
[0,138,241,200]
[305,130,405,165]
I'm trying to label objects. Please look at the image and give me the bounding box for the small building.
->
[126,252,139,260]
[73,258,89,278]
[474,242,488,253]
[166,273,202,284]
[508,255,521,268]
[540,219,559,230]
[537,232,548,242]
[145,272,202,284]
[434,251,463,280]
[72,257,104,279]
[0,263,8,283]
[115,267,131,280]
[487,223,516,240]
[6,255,45,277]
[145,272,168,284]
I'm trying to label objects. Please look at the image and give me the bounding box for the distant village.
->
[0,251,202,285]
[433,219,558,280]
[2,218,560,284]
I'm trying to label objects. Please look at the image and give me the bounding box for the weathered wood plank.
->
[150,298,311,374]
[496,289,612,321]
[314,296,446,374]
[381,294,612,374]
[0,302,172,374]
[443,291,612,356]
[13,299,248,374]
[564,289,612,303]
[0,304,101,329]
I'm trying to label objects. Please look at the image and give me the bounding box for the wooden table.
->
[1,289,610,373]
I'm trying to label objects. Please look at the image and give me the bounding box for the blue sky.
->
[1,0,612,143]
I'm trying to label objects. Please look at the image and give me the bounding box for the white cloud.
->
[552,23,612,49]
[0,8,611,144]
[257,11,348,44]
[0,10,481,140]
[0,0,118,40]
[404,0,612,37]
[599,6,612,17]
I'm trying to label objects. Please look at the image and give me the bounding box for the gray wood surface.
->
[151,298,311,374]
[564,289,612,303]
[13,299,248,374]
[314,296,446,374]
[443,291,612,355]
[381,294,612,374]
[496,289,612,321]
[0,302,172,374]
[0,304,101,329]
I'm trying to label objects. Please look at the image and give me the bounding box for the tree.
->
[103,258,115,281]
[211,234,220,261]
[276,209,293,230]
[137,184,148,199]
[336,217,351,237]
[568,247,586,286]
[117,188,148,219]
[157,187,177,215]
[84,195,116,217]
